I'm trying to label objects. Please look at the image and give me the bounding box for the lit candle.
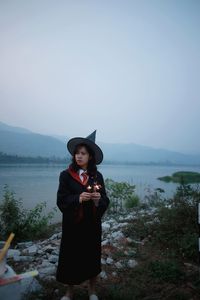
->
[93,183,101,192]
[86,185,92,193]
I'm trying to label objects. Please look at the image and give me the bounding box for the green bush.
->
[105,178,140,213]
[135,183,200,263]
[124,194,140,209]
[0,185,56,243]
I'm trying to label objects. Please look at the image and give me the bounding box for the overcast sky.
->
[0,0,199,154]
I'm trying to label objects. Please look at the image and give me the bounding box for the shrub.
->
[105,178,140,213]
[124,194,140,209]
[0,185,56,242]
[136,183,200,263]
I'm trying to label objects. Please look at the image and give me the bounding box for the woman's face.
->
[75,146,90,169]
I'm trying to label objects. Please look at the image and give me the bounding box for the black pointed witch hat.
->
[67,130,103,164]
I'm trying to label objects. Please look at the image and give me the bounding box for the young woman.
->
[56,131,110,300]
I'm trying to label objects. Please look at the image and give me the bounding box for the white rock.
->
[101,258,106,265]
[49,233,59,241]
[112,271,117,276]
[40,260,52,268]
[123,215,134,221]
[112,224,121,230]
[119,216,125,222]
[106,257,114,265]
[17,241,33,249]
[107,218,116,224]
[7,249,21,258]
[102,222,111,231]
[48,255,58,263]
[38,266,56,278]
[101,239,109,246]
[126,237,133,243]
[52,250,59,256]
[27,245,38,255]
[111,231,124,241]
[119,222,129,227]
[115,261,123,269]
[127,259,138,268]
[14,255,33,262]
[100,270,107,279]
[57,232,62,238]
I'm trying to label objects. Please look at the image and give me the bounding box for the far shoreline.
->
[0,161,200,167]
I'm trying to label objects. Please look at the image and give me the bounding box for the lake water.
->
[0,163,200,223]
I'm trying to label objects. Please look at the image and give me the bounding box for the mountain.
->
[99,142,200,165]
[0,121,200,164]
[0,121,32,134]
[0,122,69,158]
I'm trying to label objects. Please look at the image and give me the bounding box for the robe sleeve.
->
[96,172,110,218]
[57,171,80,213]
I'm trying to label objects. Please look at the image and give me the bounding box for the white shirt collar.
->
[79,169,87,175]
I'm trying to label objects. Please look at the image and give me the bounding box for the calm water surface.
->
[0,164,200,222]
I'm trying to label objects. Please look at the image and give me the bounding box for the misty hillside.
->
[0,122,69,158]
[0,121,200,164]
[99,142,200,165]
[0,121,32,134]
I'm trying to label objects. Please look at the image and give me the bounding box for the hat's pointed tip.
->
[87,130,97,142]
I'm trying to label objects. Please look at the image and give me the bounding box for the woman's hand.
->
[79,192,92,203]
[91,192,101,206]
[91,192,101,200]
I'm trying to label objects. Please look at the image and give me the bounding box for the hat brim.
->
[67,137,103,164]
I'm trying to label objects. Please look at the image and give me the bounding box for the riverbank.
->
[6,203,200,300]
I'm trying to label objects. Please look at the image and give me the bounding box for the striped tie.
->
[81,171,88,182]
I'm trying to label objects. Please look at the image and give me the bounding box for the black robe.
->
[56,168,110,285]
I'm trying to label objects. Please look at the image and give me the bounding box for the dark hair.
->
[69,143,97,176]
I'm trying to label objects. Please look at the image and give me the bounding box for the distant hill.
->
[0,121,200,165]
[0,121,32,134]
[0,122,69,158]
[99,142,200,165]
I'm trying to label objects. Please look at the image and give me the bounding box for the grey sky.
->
[0,0,200,154]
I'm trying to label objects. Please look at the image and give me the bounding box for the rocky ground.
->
[6,207,200,300]
[6,210,146,299]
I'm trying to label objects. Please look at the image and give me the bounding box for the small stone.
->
[127,259,138,268]
[102,222,111,231]
[38,266,56,278]
[101,239,109,246]
[40,260,52,268]
[7,249,21,258]
[49,233,59,241]
[111,231,124,241]
[127,237,133,243]
[106,257,114,265]
[17,241,33,249]
[14,256,33,262]
[54,289,59,295]
[115,261,123,269]
[101,258,106,265]
[27,245,38,255]
[100,270,107,279]
[48,255,58,263]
